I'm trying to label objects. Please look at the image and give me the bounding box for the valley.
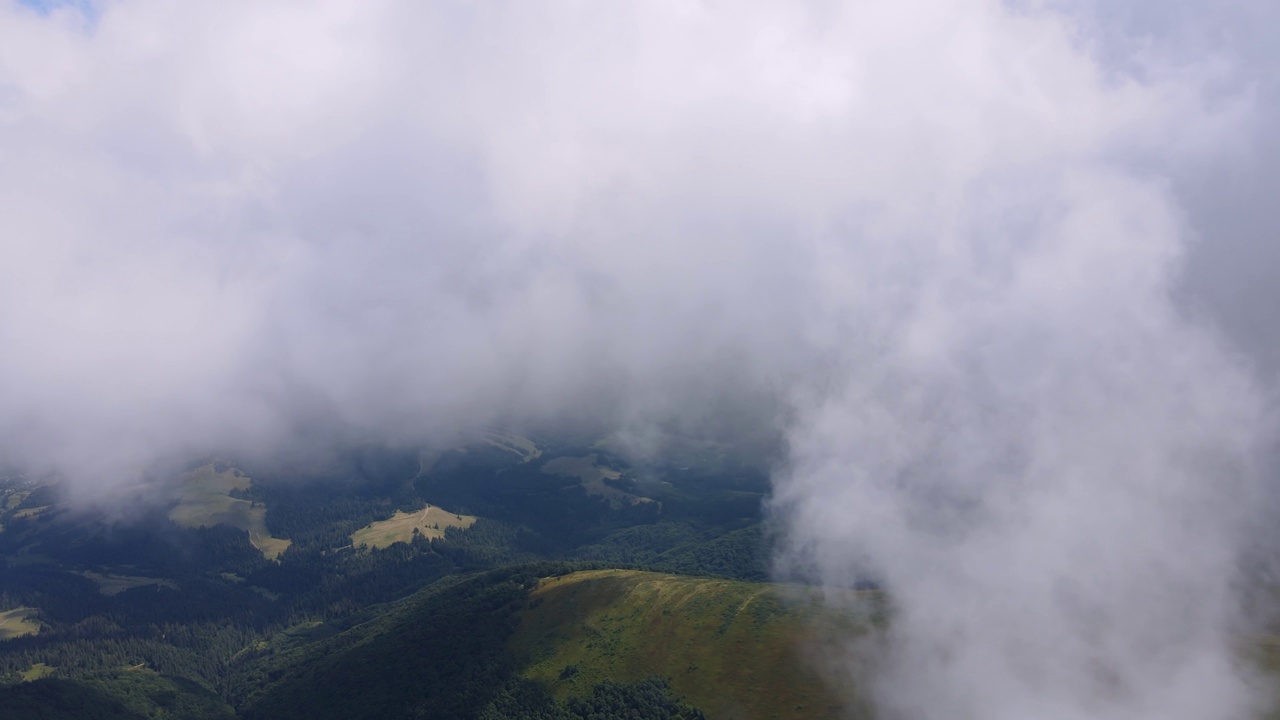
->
[0,435,786,718]
[7,435,1271,719]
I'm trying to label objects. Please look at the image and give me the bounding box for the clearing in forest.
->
[484,432,542,462]
[170,464,292,560]
[2,489,28,510]
[541,454,654,507]
[19,663,54,681]
[350,504,477,549]
[0,607,41,641]
[79,571,178,596]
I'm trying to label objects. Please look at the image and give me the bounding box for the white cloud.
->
[0,1,1276,715]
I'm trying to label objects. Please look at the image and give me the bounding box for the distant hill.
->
[233,565,873,720]
[511,569,870,720]
[0,669,235,719]
[0,438,835,720]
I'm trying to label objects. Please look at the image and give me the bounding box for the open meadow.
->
[170,465,291,560]
[350,504,476,549]
[510,569,871,720]
[79,571,178,597]
[0,608,41,641]
[542,455,654,507]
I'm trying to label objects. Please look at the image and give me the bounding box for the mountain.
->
[0,436,798,719]
[234,566,873,720]
[8,437,1274,719]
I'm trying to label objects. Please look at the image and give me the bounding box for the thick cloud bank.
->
[2,1,1277,717]
[774,166,1270,716]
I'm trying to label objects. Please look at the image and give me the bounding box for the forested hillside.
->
[0,438,793,718]
[235,566,867,720]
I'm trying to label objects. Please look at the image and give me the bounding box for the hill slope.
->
[235,566,870,720]
[513,570,867,720]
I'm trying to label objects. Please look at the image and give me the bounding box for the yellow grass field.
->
[20,663,55,682]
[170,464,292,560]
[350,504,477,549]
[0,607,41,641]
[541,454,654,507]
[2,489,29,510]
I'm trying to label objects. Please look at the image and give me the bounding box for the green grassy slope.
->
[512,570,868,720]
[169,464,291,559]
[235,565,869,720]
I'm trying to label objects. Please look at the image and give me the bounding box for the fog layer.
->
[2,1,1277,717]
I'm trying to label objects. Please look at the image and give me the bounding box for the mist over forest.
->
[3,2,1280,719]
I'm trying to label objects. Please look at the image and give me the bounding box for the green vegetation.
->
[0,678,145,719]
[512,570,866,720]
[2,489,29,510]
[230,566,793,717]
[5,437,1280,719]
[20,662,55,681]
[0,607,40,640]
[543,454,654,507]
[0,438,801,718]
[576,522,770,581]
[1,669,235,719]
[484,432,543,462]
[350,503,477,549]
[80,571,179,597]
[480,676,706,720]
[84,668,236,719]
[235,566,553,719]
[169,465,292,560]
[228,566,866,720]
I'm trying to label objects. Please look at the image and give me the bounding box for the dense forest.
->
[0,436,775,718]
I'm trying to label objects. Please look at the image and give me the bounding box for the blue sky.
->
[16,0,93,18]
